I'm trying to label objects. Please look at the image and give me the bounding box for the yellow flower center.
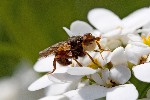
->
[142,36,150,46]
[88,59,101,69]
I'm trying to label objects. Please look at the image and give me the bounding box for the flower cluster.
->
[28,7,150,100]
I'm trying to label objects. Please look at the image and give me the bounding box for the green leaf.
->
[130,74,150,99]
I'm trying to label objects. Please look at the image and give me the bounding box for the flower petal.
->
[91,73,105,85]
[109,47,127,66]
[92,30,102,37]
[34,56,69,73]
[132,63,150,82]
[46,81,79,96]
[144,21,150,29]
[28,73,81,91]
[67,67,96,75]
[71,51,107,68]
[88,8,121,33]
[102,51,111,64]
[77,80,89,89]
[129,42,149,48]
[28,75,53,91]
[125,43,150,65]
[137,29,150,34]
[110,65,131,84]
[122,8,150,31]
[106,39,122,50]
[0,79,18,100]
[106,84,138,100]
[39,95,68,100]
[48,73,82,83]
[127,34,142,43]
[64,85,108,100]
[70,20,93,35]
[34,56,54,72]
[102,29,123,50]
[102,28,121,39]
[101,68,110,84]
[63,27,74,37]
[77,52,98,67]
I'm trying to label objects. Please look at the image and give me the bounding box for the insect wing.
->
[39,41,67,57]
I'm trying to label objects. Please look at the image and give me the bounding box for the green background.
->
[0,0,150,98]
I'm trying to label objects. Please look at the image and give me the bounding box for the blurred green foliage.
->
[0,0,150,77]
[1,0,150,98]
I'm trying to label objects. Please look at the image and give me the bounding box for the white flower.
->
[65,47,138,100]
[30,45,139,100]
[28,20,103,93]
[28,52,103,93]
[88,7,150,34]
[125,42,150,83]
[0,78,18,100]
[132,62,150,83]
[125,42,150,65]
[40,84,138,100]
[88,7,150,49]
[0,61,42,100]
[28,8,150,99]
[28,72,82,91]
[109,42,150,83]
[136,21,150,36]
[41,70,136,100]
[103,41,150,83]
[68,48,130,84]
[33,55,69,73]
[63,20,101,37]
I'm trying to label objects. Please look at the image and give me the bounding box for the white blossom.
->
[0,61,42,100]
[88,7,150,49]
[28,7,150,100]
[63,20,101,37]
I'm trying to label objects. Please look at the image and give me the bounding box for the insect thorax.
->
[68,36,85,58]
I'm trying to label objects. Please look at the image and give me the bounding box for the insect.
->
[39,33,105,74]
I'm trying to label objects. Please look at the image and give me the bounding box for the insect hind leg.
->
[47,58,57,75]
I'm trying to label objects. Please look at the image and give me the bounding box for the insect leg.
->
[84,51,100,67]
[73,58,83,67]
[95,41,110,60]
[95,40,110,51]
[94,50,100,52]
[47,58,57,75]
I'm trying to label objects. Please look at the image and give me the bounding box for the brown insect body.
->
[39,33,100,73]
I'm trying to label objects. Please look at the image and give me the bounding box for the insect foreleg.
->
[95,41,110,60]
[95,41,110,51]
[73,58,83,67]
[84,51,101,67]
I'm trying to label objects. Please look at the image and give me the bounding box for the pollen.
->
[142,36,150,46]
[88,59,101,69]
